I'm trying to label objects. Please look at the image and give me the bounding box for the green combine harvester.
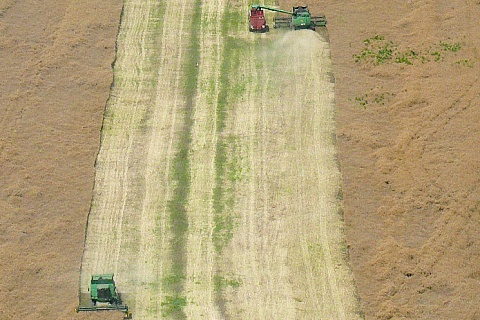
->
[76,274,131,318]
[250,4,326,30]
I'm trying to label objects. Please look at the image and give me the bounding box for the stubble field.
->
[79,0,359,318]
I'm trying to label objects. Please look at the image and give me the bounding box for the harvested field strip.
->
[80,0,360,318]
[131,0,190,317]
[80,0,163,300]
[211,4,250,316]
[79,0,198,318]
[213,27,362,318]
[183,0,225,317]
[162,0,202,318]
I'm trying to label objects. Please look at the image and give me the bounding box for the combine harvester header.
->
[249,4,326,32]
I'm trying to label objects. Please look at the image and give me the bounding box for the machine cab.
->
[90,274,118,305]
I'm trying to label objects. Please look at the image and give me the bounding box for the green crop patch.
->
[161,295,188,317]
[350,85,396,109]
[354,35,465,66]
[214,274,243,291]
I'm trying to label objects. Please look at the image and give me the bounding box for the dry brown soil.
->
[1,0,479,319]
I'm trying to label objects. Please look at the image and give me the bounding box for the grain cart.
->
[250,4,326,31]
[249,6,269,32]
[76,274,131,318]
